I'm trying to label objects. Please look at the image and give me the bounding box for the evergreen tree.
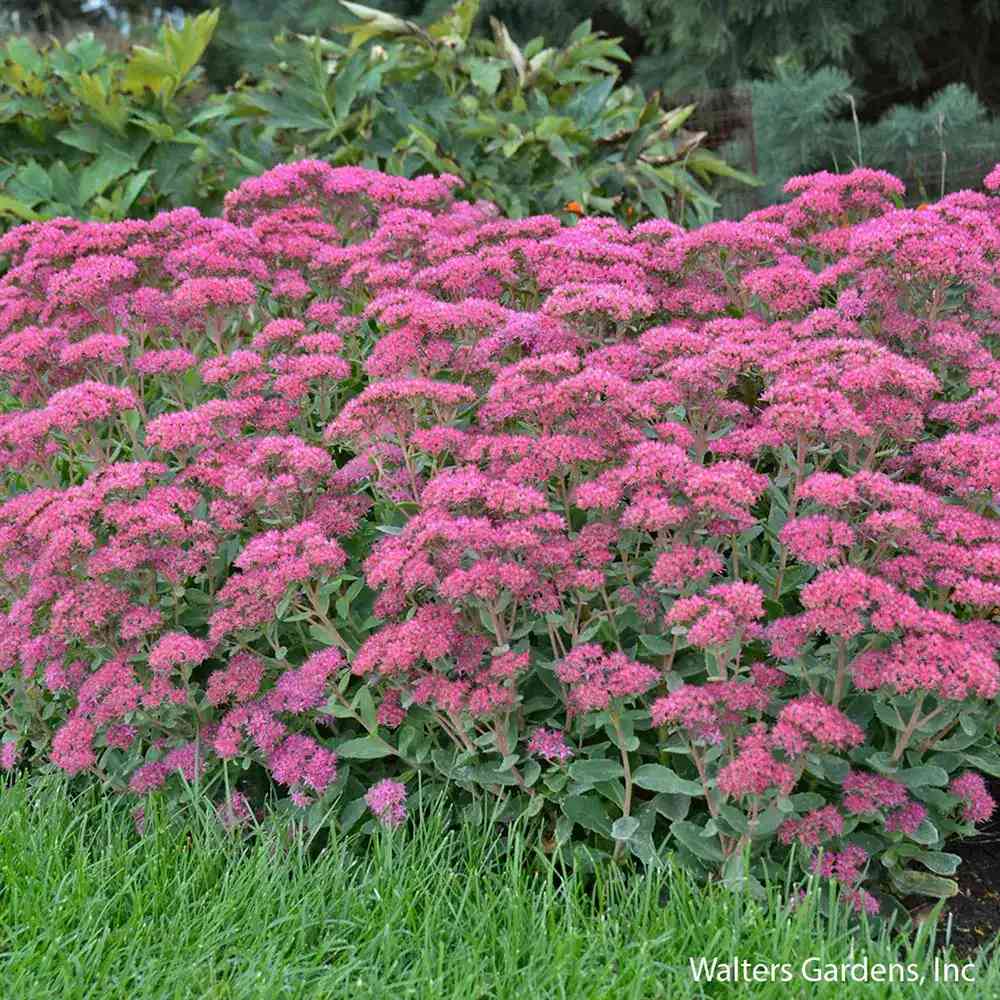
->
[617,0,1000,114]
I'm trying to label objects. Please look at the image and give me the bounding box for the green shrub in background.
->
[735,62,1000,210]
[0,10,236,223]
[235,0,756,223]
[0,1,755,230]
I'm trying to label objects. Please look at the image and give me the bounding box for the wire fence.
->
[667,87,764,219]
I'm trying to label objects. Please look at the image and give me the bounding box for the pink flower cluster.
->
[554,644,659,715]
[365,778,407,828]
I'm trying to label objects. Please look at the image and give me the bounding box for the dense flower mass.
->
[2,158,1000,906]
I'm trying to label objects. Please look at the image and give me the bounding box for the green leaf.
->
[887,867,957,899]
[894,847,961,876]
[561,793,612,838]
[651,792,691,821]
[908,819,941,846]
[10,160,53,203]
[469,763,521,786]
[897,766,949,789]
[0,195,40,221]
[611,815,640,841]
[961,753,1000,777]
[749,804,784,839]
[564,76,615,124]
[790,792,827,811]
[427,0,478,42]
[717,804,748,835]
[670,819,725,862]
[71,73,129,133]
[553,813,574,846]
[117,170,156,215]
[77,151,136,206]
[568,759,625,785]
[337,2,424,49]
[164,9,220,85]
[55,126,102,155]
[633,764,702,796]
[339,795,368,832]
[638,634,673,655]
[467,58,503,96]
[336,735,395,760]
[353,687,377,730]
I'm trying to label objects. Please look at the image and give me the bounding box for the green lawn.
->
[0,777,997,999]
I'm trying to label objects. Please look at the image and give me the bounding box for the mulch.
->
[928,778,1000,956]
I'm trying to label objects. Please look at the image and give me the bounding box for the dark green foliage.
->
[0,3,754,228]
[616,0,1000,115]
[0,11,236,223]
[742,63,1000,206]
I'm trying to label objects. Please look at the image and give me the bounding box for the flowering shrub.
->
[3,158,1000,912]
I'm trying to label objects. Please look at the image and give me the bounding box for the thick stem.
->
[772,434,807,600]
[330,686,419,769]
[832,638,849,706]
[891,695,941,763]
[918,716,958,755]
[611,712,633,861]
[304,583,352,654]
[495,718,532,795]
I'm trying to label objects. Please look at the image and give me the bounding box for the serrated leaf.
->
[468,57,503,96]
[10,161,53,203]
[0,195,40,221]
[78,151,136,206]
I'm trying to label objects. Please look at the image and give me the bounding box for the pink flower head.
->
[365,778,407,828]
[884,801,927,835]
[717,725,796,799]
[851,633,999,701]
[778,805,843,848]
[528,727,574,762]
[554,644,659,714]
[216,790,254,831]
[842,770,908,815]
[266,648,344,714]
[0,740,18,771]
[50,718,96,775]
[808,841,880,915]
[148,632,214,674]
[650,678,770,743]
[665,582,765,648]
[950,771,995,824]
[770,695,865,755]
[268,734,337,796]
[375,689,407,729]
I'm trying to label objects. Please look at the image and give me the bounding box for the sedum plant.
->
[2,159,1000,918]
